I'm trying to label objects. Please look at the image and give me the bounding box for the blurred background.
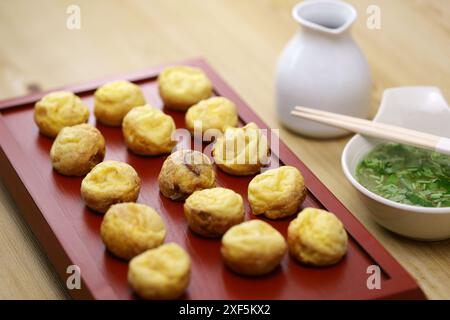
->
[0,0,449,299]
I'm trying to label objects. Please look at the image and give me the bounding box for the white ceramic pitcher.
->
[276,0,371,138]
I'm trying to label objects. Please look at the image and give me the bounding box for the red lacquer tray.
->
[0,58,425,300]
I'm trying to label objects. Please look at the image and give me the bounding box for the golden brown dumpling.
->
[128,243,191,299]
[158,66,212,111]
[212,122,269,176]
[287,208,348,266]
[34,91,90,138]
[185,97,238,135]
[158,149,215,201]
[101,203,166,260]
[94,80,145,126]
[122,105,176,156]
[248,166,306,219]
[50,124,105,176]
[184,187,244,238]
[221,220,286,276]
[81,161,141,213]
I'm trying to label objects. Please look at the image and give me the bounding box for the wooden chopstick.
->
[294,106,439,141]
[290,106,450,156]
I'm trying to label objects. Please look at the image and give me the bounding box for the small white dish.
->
[342,87,450,241]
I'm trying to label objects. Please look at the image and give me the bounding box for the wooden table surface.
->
[0,0,449,300]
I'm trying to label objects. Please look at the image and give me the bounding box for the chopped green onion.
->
[356,143,450,208]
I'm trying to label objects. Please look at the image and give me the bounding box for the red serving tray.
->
[0,58,425,300]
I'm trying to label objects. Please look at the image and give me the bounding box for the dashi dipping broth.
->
[356,143,450,208]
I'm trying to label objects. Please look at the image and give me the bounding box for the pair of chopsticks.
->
[291,106,450,156]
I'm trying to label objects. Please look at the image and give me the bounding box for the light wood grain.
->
[0,0,449,299]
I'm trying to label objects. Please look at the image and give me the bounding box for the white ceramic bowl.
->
[342,87,450,241]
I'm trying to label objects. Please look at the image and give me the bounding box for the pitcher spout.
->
[292,0,357,35]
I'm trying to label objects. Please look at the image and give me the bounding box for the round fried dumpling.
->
[94,80,146,126]
[184,187,244,238]
[101,203,166,260]
[122,105,176,156]
[288,208,348,266]
[221,220,286,276]
[248,166,306,219]
[185,97,238,135]
[212,122,269,176]
[158,66,212,111]
[81,161,141,213]
[128,243,191,300]
[50,124,105,176]
[158,149,215,201]
[34,91,90,138]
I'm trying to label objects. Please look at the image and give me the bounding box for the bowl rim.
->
[342,134,450,215]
